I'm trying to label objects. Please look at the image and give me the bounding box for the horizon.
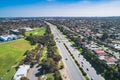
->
[1,16,120,18]
[0,0,120,17]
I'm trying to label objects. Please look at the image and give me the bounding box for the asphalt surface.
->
[27,64,41,80]
[47,22,84,80]
[46,22,105,80]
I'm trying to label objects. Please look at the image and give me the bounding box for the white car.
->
[91,77,94,80]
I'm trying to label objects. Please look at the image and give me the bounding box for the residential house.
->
[10,29,20,35]
[13,65,30,80]
[113,44,120,50]
[104,57,117,65]
[94,50,106,60]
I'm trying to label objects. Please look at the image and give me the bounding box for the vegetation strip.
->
[26,25,63,80]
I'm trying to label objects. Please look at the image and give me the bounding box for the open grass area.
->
[70,41,75,45]
[78,48,83,53]
[0,39,36,80]
[25,27,46,36]
[46,73,54,80]
[39,46,47,62]
[41,46,47,59]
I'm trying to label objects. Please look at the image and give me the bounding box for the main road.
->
[46,22,105,80]
[46,22,84,80]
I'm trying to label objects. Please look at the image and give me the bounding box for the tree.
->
[19,29,26,36]
[41,58,58,73]
[53,54,62,62]
[20,77,29,80]
[101,33,108,41]
[54,71,62,80]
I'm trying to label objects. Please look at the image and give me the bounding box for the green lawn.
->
[70,41,75,45]
[39,46,47,62]
[0,39,36,80]
[42,46,47,58]
[46,73,54,80]
[25,27,46,36]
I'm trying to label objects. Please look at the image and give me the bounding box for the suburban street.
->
[58,30,105,80]
[47,22,105,80]
[47,22,85,80]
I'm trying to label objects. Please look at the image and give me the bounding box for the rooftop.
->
[13,65,30,80]
[94,50,106,56]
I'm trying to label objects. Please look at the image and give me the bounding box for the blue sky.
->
[0,0,120,17]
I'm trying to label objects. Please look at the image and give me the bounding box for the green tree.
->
[54,71,62,80]
[41,58,58,73]
[20,77,29,80]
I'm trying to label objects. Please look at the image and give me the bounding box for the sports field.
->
[25,27,46,36]
[0,39,36,80]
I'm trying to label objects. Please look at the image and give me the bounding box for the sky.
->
[0,0,120,17]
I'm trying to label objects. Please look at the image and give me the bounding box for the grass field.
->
[0,39,36,80]
[39,46,47,63]
[25,27,46,36]
[41,46,47,59]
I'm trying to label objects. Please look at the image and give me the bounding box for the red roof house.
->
[105,57,116,65]
[94,50,106,60]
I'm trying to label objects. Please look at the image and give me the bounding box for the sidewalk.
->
[59,67,71,80]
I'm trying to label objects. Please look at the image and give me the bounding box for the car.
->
[81,62,83,64]
[91,77,94,80]
[82,65,83,67]
[65,58,68,60]
[86,68,89,71]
